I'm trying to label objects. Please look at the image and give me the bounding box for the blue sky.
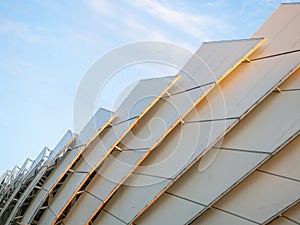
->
[0,0,289,175]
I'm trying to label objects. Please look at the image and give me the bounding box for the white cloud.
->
[83,0,204,50]
[124,18,169,41]
[87,0,117,16]
[0,18,59,45]
[129,0,223,40]
[0,19,40,43]
[123,17,196,50]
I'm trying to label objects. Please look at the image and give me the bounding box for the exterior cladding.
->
[0,3,299,225]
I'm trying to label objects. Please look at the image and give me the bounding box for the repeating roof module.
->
[0,3,299,225]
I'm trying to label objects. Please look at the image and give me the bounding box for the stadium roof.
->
[0,3,300,225]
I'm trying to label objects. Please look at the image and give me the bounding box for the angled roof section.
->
[285,203,300,224]
[133,69,300,225]
[0,158,32,205]
[1,4,299,225]
[168,38,264,95]
[0,147,50,220]
[91,38,266,225]
[191,135,300,225]
[66,38,265,225]
[117,5,300,224]
[37,75,179,225]
[46,130,74,165]
[17,109,116,225]
[97,5,300,222]
[3,129,76,224]
[78,108,116,146]
[251,3,300,58]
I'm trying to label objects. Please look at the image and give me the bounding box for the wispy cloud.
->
[84,0,222,50]
[0,18,60,46]
[0,19,40,43]
[124,17,195,50]
[124,18,170,41]
[87,0,118,16]
[129,0,223,40]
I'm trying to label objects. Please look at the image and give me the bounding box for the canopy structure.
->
[0,3,299,225]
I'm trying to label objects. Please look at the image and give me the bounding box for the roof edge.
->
[281,2,300,5]
[202,37,265,45]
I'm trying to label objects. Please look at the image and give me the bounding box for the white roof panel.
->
[93,210,126,225]
[213,170,300,224]
[278,67,300,90]
[96,173,170,224]
[98,38,270,224]
[20,109,115,224]
[100,13,300,222]
[172,38,265,95]
[78,108,116,145]
[0,148,50,220]
[66,38,265,225]
[189,136,300,224]
[191,208,257,225]
[135,192,205,225]
[252,4,300,57]
[12,109,114,225]
[268,217,297,225]
[46,130,74,164]
[284,201,300,223]
[139,69,300,224]
[38,76,179,225]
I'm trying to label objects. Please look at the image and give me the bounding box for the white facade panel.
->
[42,140,83,192]
[96,39,282,223]
[68,38,265,224]
[213,170,300,224]
[191,208,257,225]
[139,69,300,224]
[93,211,126,225]
[102,56,299,225]
[168,150,267,205]
[3,131,77,225]
[172,38,264,95]
[278,68,300,90]
[284,201,300,223]
[133,119,236,179]
[64,191,104,225]
[38,76,178,225]
[260,136,300,181]
[0,158,32,204]
[135,192,205,225]
[268,217,297,225]
[24,147,49,181]
[1,4,299,225]
[217,92,300,151]
[46,130,74,164]
[191,136,300,224]
[19,109,115,225]
[252,4,300,57]
[0,147,50,220]
[97,174,170,224]
[78,108,115,146]
[20,142,82,223]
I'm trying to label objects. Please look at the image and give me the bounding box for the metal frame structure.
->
[0,158,33,204]
[0,147,50,223]
[18,109,116,224]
